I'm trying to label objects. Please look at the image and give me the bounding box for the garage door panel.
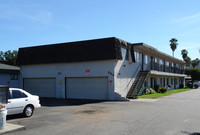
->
[66,77,108,100]
[24,78,56,97]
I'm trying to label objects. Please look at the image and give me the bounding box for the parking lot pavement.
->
[5,88,200,135]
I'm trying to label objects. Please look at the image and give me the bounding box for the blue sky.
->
[1,0,200,60]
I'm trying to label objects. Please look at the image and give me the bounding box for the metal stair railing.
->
[123,63,142,91]
[127,61,151,99]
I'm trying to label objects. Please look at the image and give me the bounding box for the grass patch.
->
[138,88,194,99]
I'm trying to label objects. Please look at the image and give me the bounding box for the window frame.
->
[10,73,18,80]
[136,51,140,62]
[144,55,148,64]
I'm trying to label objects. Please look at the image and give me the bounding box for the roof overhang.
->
[0,69,20,74]
[133,43,186,65]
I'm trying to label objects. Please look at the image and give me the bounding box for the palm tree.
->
[181,49,188,61]
[169,38,178,57]
[185,56,191,67]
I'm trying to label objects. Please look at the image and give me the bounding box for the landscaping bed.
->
[138,88,194,99]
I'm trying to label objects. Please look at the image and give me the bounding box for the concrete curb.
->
[130,98,158,102]
[0,123,25,134]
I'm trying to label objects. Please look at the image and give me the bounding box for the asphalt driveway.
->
[6,88,200,135]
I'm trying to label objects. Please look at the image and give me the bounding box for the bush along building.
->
[17,37,186,100]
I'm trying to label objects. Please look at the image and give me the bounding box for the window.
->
[166,61,169,72]
[126,49,133,62]
[181,65,184,74]
[174,78,177,85]
[171,78,173,85]
[178,65,181,73]
[155,58,159,70]
[155,58,158,63]
[160,78,163,87]
[121,48,126,60]
[11,90,28,99]
[179,78,182,84]
[134,51,140,62]
[169,62,172,72]
[159,59,164,71]
[144,55,148,64]
[22,92,28,98]
[154,78,157,85]
[166,62,169,67]
[12,90,22,98]
[167,78,169,85]
[171,63,174,73]
[159,59,163,65]
[121,47,132,62]
[10,73,18,80]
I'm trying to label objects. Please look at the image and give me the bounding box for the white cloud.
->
[19,11,53,24]
[0,3,52,24]
[172,12,200,24]
[0,8,71,31]
[0,3,72,30]
[175,30,193,37]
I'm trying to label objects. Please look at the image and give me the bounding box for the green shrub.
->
[159,87,168,93]
[143,88,156,95]
[184,86,188,89]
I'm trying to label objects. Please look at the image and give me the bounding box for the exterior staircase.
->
[126,70,149,99]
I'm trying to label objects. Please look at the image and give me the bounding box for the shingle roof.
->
[0,63,20,73]
[17,37,184,66]
[17,37,132,65]
[0,63,20,70]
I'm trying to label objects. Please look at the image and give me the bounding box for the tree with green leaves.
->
[185,56,191,67]
[181,49,188,61]
[189,68,200,81]
[169,38,178,57]
[0,50,18,65]
[191,58,200,68]
[0,51,4,62]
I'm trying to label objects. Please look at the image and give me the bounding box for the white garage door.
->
[66,77,108,100]
[24,78,56,97]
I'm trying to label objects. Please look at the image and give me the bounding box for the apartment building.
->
[17,37,186,100]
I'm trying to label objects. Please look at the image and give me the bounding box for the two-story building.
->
[17,37,186,100]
